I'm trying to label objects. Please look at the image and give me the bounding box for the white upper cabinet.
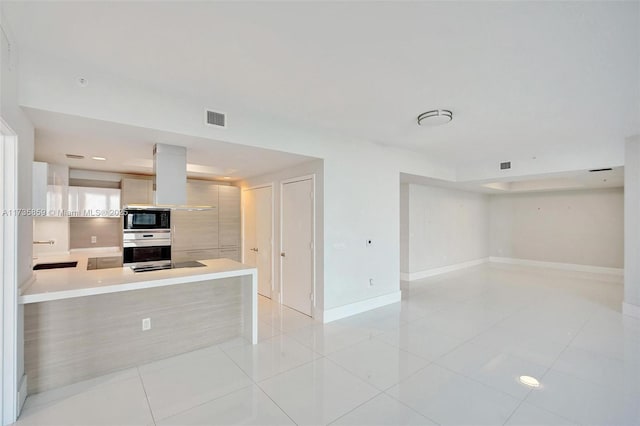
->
[68,187,121,217]
[32,162,69,216]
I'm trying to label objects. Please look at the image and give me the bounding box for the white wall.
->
[17,50,456,312]
[401,184,490,275]
[1,25,35,415]
[489,188,624,268]
[33,217,69,256]
[240,160,324,315]
[624,136,640,315]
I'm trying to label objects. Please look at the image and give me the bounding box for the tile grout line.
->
[219,339,302,425]
[501,313,592,425]
[136,366,157,426]
[141,345,257,424]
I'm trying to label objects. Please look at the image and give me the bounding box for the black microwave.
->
[124,208,171,230]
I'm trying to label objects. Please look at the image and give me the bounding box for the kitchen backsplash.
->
[70,218,121,249]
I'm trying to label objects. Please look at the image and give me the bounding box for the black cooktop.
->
[132,261,206,273]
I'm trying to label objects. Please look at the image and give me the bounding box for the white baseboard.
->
[322,291,401,323]
[17,375,27,415]
[401,258,489,281]
[489,257,623,276]
[623,302,640,319]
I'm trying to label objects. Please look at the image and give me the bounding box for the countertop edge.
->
[19,267,257,304]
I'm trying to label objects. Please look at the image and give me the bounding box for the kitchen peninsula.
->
[20,256,257,394]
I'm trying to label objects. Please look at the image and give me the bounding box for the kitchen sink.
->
[33,261,78,270]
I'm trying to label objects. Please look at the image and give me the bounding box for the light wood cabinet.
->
[172,248,220,263]
[218,186,241,248]
[218,247,241,262]
[171,182,241,263]
[171,209,219,251]
[121,177,153,206]
[187,181,219,206]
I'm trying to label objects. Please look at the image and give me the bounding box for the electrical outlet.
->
[91,236,97,244]
[142,318,151,331]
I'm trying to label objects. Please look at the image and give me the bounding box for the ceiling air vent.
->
[65,154,85,159]
[588,168,612,172]
[205,109,226,128]
[500,161,511,170]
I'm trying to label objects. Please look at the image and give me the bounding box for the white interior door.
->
[243,186,273,298]
[281,178,313,316]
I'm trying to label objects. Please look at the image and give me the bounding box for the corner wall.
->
[400,184,490,279]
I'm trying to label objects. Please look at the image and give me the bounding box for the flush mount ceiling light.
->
[519,375,541,388]
[417,109,453,127]
[91,156,107,161]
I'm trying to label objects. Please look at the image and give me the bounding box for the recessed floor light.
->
[519,375,540,388]
[91,156,107,161]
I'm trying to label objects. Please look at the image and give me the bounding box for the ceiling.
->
[25,108,316,181]
[401,167,624,194]
[3,1,639,166]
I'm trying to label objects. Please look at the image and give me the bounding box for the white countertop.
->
[21,256,256,304]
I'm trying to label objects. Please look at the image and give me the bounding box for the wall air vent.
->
[65,154,85,159]
[500,161,511,170]
[205,109,226,128]
[588,168,613,173]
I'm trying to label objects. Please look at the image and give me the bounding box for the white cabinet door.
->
[32,162,69,216]
[68,187,121,217]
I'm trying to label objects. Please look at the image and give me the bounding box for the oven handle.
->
[123,239,171,248]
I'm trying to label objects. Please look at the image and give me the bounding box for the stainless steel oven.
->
[123,230,172,268]
[124,208,170,231]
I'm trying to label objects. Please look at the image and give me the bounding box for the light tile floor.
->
[14,264,640,425]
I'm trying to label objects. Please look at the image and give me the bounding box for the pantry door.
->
[280,177,314,316]
[243,186,273,298]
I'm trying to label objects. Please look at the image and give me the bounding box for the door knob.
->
[280,252,286,257]
[250,248,259,252]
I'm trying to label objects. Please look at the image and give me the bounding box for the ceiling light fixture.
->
[417,109,453,127]
[91,156,107,161]
[223,176,231,180]
[519,375,541,388]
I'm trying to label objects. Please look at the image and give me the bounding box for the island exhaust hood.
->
[126,143,215,210]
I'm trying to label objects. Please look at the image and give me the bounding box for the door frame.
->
[241,183,275,297]
[1,117,19,425]
[279,174,316,317]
